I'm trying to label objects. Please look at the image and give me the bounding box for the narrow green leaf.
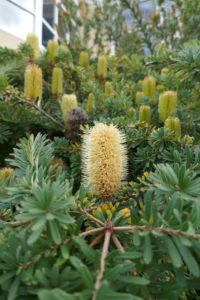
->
[164,235,183,268]
[120,276,150,285]
[49,220,61,244]
[8,275,20,300]
[143,235,152,264]
[70,256,93,290]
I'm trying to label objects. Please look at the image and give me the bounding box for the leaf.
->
[120,276,150,285]
[27,226,44,245]
[104,263,135,281]
[96,281,137,300]
[70,256,93,290]
[72,236,97,263]
[0,270,16,284]
[143,235,152,264]
[163,235,183,268]
[49,220,61,244]
[8,275,20,300]
[172,236,199,277]
[116,251,142,260]
[38,288,75,300]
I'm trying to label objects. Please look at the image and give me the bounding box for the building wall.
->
[0,29,24,49]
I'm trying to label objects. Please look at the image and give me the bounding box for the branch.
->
[113,225,200,239]
[80,208,105,227]
[92,230,111,300]
[17,97,65,130]
[6,220,31,228]
[90,232,105,247]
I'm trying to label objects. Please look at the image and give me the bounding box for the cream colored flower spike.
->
[82,123,127,198]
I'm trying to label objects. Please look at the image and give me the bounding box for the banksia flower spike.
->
[52,67,63,96]
[26,33,39,58]
[82,123,127,198]
[139,105,151,124]
[47,40,58,62]
[87,93,95,113]
[164,116,181,138]
[124,20,128,34]
[97,55,107,78]
[136,91,144,106]
[61,94,78,123]
[80,51,89,67]
[24,64,42,101]
[143,76,156,99]
[159,91,177,122]
[105,81,113,98]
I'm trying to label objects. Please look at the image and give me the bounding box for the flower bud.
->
[98,55,107,78]
[24,64,42,101]
[139,105,151,124]
[87,93,95,113]
[26,33,39,58]
[47,40,58,62]
[164,116,181,137]
[80,51,89,67]
[161,67,169,76]
[159,91,177,122]
[143,76,156,99]
[61,94,77,123]
[136,91,144,106]
[52,67,63,95]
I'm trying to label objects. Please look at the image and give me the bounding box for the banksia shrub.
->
[98,55,107,78]
[159,91,177,122]
[26,33,39,58]
[139,105,151,124]
[61,94,78,123]
[80,51,89,67]
[65,107,88,142]
[52,67,63,95]
[143,76,156,99]
[87,93,95,113]
[47,40,58,62]
[0,168,14,182]
[136,91,144,106]
[82,123,127,198]
[164,116,181,138]
[24,64,42,101]
[105,81,113,98]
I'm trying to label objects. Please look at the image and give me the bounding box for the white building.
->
[0,0,59,49]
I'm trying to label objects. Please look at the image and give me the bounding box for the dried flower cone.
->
[80,51,89,67]
[52,67,63,95]
[82,123,127,198]
[164,116,181,138]
[139,105,151,124]
[143,76,156,99]
[26,33,39,58]
[47,40,58,62]
[24,64,42,101]
[159,91,177,122]
[98,56,107,78]
[61,94,78,123]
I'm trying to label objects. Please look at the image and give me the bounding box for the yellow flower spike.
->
[26,33,39,58]
[159,91,177,122]
[24,64,42,101]
[111,207,116,213]
[142,76,156,99]
[52,67,63,96]
[124,20,128,34]
[97,55,107,78]
[47,40,58,62]
[105,81,113,98]
[139,105,151,125]
[82,123,127,198]
[138,80,143,89]
[164,116,181,138]
[80,51,89,68]
[61,94,78,124]
[87,93,95,113]
[135,91,144,106]
[144,172,149,178]
[0,168,14,182]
